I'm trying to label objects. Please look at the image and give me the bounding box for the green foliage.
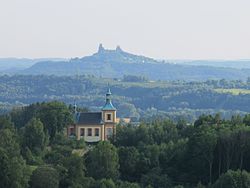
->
[86,141,119,180]
[159,139,188,175]
[51,133,86,149]
[11,101,73,140]
[243,114,250,126]
[196,182,206,188]
[0,118,30,188]
[62,154,86,186]
[1,75,250,123]
[122,75,149,82]
[23,118,48,155]
[194,114,218,127]
[0,148,31,188]
[0,115,14,130]
[141,168,172,188]
[0,147,12,188]
[115,124,137,146]
[97,179,116,188]
[23,147,43,165]
[113,116,250,186]
[30,166,59,188]
[174,186,184,188]
[213,170,250,188]
[116,180,140,188]
[193,126,217,183]
[4,99,250,187]
[118,146,140,181]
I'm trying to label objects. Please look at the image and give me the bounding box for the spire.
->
[73,101,77,114]
[98,43,105,53]
[116,45,122,52]
[73,101,80,123]
[102,88,116,111]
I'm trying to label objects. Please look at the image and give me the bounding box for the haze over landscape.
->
[1,0,250,59]
[2,1,250,188]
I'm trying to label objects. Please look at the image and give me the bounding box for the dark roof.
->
[76,112,103,125]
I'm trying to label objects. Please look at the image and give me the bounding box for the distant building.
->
[67,88,127,142]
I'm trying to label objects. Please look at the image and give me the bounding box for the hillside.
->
[171,59,250,69]
[21,45,250,81]
[0,75,250,122]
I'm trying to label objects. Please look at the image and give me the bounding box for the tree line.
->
[1,75,250,122]
[1,102,250,187]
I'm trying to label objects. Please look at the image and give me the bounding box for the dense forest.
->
[0,75,250,122]
[2,101,250,187]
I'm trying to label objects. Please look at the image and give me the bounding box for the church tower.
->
[102,88,117,139]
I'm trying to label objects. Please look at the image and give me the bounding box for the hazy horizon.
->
[1,0,250,60]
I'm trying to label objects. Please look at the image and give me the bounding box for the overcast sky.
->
[0,0,250,59]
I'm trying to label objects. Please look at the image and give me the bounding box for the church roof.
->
[102,102,116,110]
[75,112,103,125]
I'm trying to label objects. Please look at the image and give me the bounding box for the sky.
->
[0,0,250,59]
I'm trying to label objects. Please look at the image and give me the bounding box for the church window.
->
[106,128,113,138]
[95,128,99,136]
[87,128,92,136]
[80,128,85,137]
[70,127,75,136]
[106,113,112,121]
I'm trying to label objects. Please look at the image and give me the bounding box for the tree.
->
[213,170,250,188]
[117,103,140,120]
[0,121,19,156]
[194,114,214,127]
[23,118,48,154]
[118,146,140,181]
[30,166,59,188]
[98,179,116,188]
[0,126,30,188]
[188,126,217,184]
[159,139,188,176]
[0,115,14,130]
[0,147,11,188]
[220,126,237,171]
[0,147,30,188]
[233,126,250,170]
[150,120,178,144]
[11,101,73,140]
[243,114,250,126]
[231,115,242,126]
[140,167,172,188]
[135,124,153,145]
[196,182,206,188]
[115,124,137,147]
[36,101,73,140]
[62,154,86,187]
[86,141,119,180]
[116,180,140,188]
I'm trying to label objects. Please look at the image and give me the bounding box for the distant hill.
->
[170,59,250,69]
[0,58,36,72]
[15,45,250,80]
[0,58,67,72]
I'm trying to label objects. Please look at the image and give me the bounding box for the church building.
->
[67,88,117,142]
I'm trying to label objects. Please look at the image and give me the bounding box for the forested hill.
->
[1,75,250,122]
[2,101,250,188]
[20,45,250,81]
